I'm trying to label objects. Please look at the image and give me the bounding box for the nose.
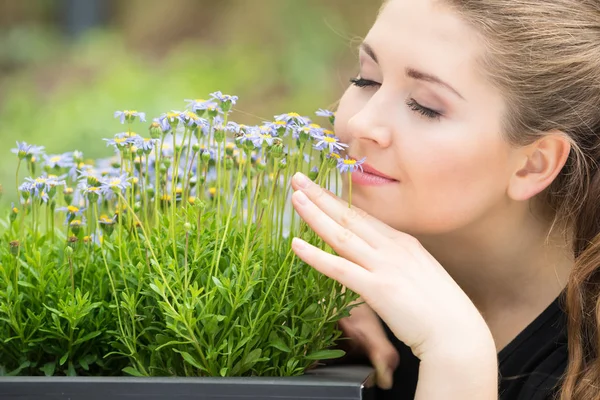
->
[346,90,394,148]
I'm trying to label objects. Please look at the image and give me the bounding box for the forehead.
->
[365,0,481,82]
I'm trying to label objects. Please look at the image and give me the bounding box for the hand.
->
[289,172,492,359]
[339,300,399,390]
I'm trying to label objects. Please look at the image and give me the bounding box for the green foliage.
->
[0,101,358,377]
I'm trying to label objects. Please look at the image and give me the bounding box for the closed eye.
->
[349,77,380,88]
[406,99,442,120]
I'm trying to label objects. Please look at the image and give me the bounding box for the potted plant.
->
[0,93,374,399]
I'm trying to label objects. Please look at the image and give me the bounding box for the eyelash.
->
[349,77,442,120]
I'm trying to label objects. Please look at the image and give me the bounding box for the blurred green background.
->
[0,0,380,206]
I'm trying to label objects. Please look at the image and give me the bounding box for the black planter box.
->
[0,365,374,400]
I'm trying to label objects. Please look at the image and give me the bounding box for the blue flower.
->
[104,133,139,149]
[316,109,335,118]
[100,174,131,197]
[114,110,146,124]
[313,132,348,153]
[134,137,159,154]
[18,181,35,200]
[274,112,311,127]
[180,110,208,130]
[337,156,366,173]
[295,124,324,140]
[43,153,74,169]
[57,205,86,224]
[11,142,45,160]
[209,91,238,112]
[25,175,66,194]
[157,111,183,132]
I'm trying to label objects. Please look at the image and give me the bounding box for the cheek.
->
[398,132,512,233]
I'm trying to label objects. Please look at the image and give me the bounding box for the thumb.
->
[370,345,400,390]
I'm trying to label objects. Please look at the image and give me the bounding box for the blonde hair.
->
[434,1,600,398]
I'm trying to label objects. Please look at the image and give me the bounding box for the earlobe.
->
[507,132,571,202]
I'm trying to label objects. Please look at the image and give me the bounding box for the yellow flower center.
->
[35,177,47,184]
[310,123,321,129]
[287,112,300,118]
[12,207,18,213]
[188,197,196,204]
[275,121,286,126]
[329,152,340,159]
[115,138,127,144]
[323,136,337,143]
[70,220,82,226]
[50,156,61,163]
[67,206,79,213]
[185,111,199,120]
[109,178,122,187]
[343,159,357,165]
[208,187,217,195]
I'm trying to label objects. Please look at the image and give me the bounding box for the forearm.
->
[415,334,498,399]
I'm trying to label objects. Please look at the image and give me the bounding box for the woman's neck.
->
[416,201,572,350]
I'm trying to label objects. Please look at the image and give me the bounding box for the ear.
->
[507,131,571,202]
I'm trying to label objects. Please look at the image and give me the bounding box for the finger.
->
[370,341,400,390]
[291,191,374,268]
[291,172,395,247]
[291,237,372,294]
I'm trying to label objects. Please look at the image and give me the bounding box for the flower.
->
[25,175,66,194]
[157,111,183,132]
[104,132,140,149]
[337,156,366,173]
[209,91,238,112]
[43,153,74,169]
[114,110,146,124]
[180,111,209,132]
[100,174,131,196]
[58,205,86,224]
[274,112,311,127]
[313,132,348,153]
[11,142,45,160]
[316,109,335,118]
[134,137,160,154]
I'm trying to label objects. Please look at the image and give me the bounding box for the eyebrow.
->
[359,42,465,101]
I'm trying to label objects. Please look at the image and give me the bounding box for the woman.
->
[290,0,600,399]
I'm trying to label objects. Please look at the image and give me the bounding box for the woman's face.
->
[335,0,516,236]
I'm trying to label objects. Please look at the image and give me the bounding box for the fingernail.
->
[292,237,306,251]
[294,191,308,205]
[294,172,309,188]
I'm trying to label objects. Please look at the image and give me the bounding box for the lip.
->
[359,163,397,181]
[350,161,399,186]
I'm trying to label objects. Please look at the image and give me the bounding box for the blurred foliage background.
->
[0,0,380,206]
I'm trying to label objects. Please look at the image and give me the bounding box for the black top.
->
[375,294,568,399]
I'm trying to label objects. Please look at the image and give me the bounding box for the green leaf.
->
[268,333,291,353]
[7,360,31,376]
[242,348,262,369]
[305,349,346,360]
[73,330,102,345]
[301,303,318,319]
[219,367,228,377]
[175,350,207,372]
[59,352,69,366]
[17,280,35,289]
[40,362,56,376]
[122,367,145,377]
